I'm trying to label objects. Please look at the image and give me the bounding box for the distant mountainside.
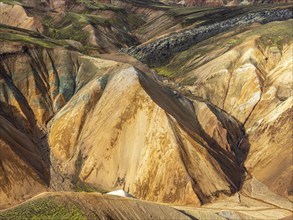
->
[165,0,293,6]
[0,0,292,219]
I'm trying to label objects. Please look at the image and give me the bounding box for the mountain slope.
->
[0,1,292,219]
[151,19,293,200]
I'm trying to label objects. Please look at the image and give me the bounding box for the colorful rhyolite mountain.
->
[0,0,292,219]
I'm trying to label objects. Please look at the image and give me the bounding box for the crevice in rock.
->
[46,49,60,101]
[242,64,265,127]
[166,114,208,205]
[222,70,232,110]
[0,54,51,186]
[0,60,37,128]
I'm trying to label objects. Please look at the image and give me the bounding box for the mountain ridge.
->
[0,1,292,219]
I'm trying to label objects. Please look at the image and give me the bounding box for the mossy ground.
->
[0,24,77,51]
[43,12,100,45]
[122,0,172,9]
[42,9,141,48]
[252,20,293,50]
[155,66,175,77]
[75,0,121,11]
[0,198,87,220]
[1,0,143,49]
[73,179,109,194]
[0,0,21,4]
[0,32,55,48]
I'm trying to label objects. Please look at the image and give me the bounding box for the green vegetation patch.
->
[155,42,217,80]
[155,66,175,77]
[167,6,233,26]
[252,20,293,51]
[43,12,112,45]
[44,13,89,44]
[0,32,55,48]
[0,0,22,5]
[75,0,121,11]
[122,0,172,9]
[73,179,109,193]
[0,198,87,220]
[0,0,34,8]
[0,24,84,51]
[126,14,146,27]
[56,12,108,28]
[168,6,217,17]
[42,5,143,48]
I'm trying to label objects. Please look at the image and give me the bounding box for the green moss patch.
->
[0,0,22,5]
[122,0,171,9]
[0,24,84,51]
[43,12,101,45]
[0,32,55,48]
[75,0,121,11]
[253,20,293,50]
[43,11,139,47]
[155,66,175,77]
[0,198,87,220]
[73,179,109,194]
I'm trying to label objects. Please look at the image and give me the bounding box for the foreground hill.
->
[0,192,191,220]
[0,192,292,219]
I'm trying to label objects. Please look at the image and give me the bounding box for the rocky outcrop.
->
[123,9,292,67]
[0,2,40,31]
[49,0,67,11]
[48,61,242,205]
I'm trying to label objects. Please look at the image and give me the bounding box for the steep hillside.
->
[166,0,293,6]
[152,18,293,200]
[0,42,247,207]
[0,1,292,219]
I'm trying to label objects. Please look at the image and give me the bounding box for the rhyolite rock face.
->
[0,0,292,219]
[158,19,293,201]
[0,45,245,207]
[0,2,40,31]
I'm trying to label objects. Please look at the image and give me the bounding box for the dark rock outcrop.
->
[123,9,292,67]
